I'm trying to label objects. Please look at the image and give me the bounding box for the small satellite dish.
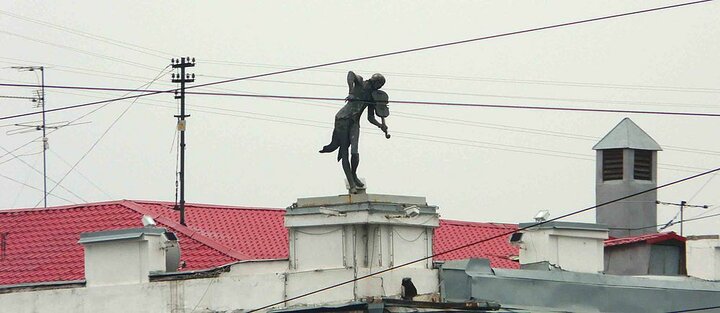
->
[534,210,550,222]
[142,215,157,227]
[404,205,420,218]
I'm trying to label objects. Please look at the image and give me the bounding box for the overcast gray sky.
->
[1,1,718,235]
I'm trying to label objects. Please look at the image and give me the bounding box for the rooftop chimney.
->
[78,227,180,287]
[593,118,662,237]
[515,222,608,273]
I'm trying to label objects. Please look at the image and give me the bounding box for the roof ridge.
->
[0,200,126,213]
[120,200,252,260]
[129,199,285,211]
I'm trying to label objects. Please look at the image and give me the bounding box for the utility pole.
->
[657,200,709,236]
[171,57,195,226]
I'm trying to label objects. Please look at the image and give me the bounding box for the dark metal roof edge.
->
[270,301,367,312]
[149,258,288,282]
[0,280,86,294]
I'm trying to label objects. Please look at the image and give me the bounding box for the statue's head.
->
[369,73,385,89]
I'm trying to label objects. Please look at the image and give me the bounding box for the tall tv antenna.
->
[6,66,85,207]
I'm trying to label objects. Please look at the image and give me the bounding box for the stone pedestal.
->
[285,194,440,272]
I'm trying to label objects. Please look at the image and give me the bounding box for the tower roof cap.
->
[593,118,662,151]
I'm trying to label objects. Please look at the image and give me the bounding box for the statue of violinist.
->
[319,71,390,194]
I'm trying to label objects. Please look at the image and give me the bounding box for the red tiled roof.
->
[604,231,685,247]
[0,200,518,286]
[433,219,520,269]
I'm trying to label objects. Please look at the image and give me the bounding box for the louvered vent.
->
[634,150,652,180]
[603,149,623,181]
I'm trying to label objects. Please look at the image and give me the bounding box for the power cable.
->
[32,67,170,207]
[124,95,710,173]
[11,153,39,207]
[0,77,154,163]
[247,166,720,312]
[14,76,720,158]
[200,75,720,110]
[2,84,719,120]
[176,91,720,117]
[236,92,720,157]
[688,173,717,203]
[6,57,718,111]
[0,57,174,86]
[0,173,74,204]
[0,146,87,203]
[48,149,113,200]
[30,83,715,173]
[0,30,161,71]
[202,61,720,95]
[608,211,720,231]
[1,0,714,121]
[668,305,720,312]
[193,0,715,92]
[11,77,714,172]
[0,9,171,59]
[131,99,707,172]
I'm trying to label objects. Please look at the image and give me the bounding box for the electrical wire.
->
[11,153,39,207]
[247,166,720,312]
[183,91,720,117]
[1,0,714,121]
[2,83,720,119]
[0,146,87,203]
[0,30,161,72]
[688,173,717,203]
[202,62,720,95]
[123,96,710,173]
[0,76,164,164]
[0,173,74,204]
[6,57,719,112]
[48,149,113,200]
[0,57,174,87]
[13,77,720,158]
[200,74,720,110]
[668,305,720,312]
[191,0,715,92]
[18,83,713,173]
[608,211,720,231]
[0,10,171,60]
[32,67,171,207]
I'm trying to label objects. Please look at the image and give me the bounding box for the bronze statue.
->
[319,71,390,194]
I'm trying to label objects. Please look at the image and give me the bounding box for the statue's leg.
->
[351,153,364,188]
[349,122,363,188]
[340,149,357,193]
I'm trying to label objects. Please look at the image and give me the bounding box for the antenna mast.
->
[11,66,48,207]
[171,57,195,226]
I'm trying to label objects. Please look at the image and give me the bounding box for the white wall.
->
[82,232,167,287]
[519,225,607,273]
[0,260,439,313]
[686,236,720,281]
